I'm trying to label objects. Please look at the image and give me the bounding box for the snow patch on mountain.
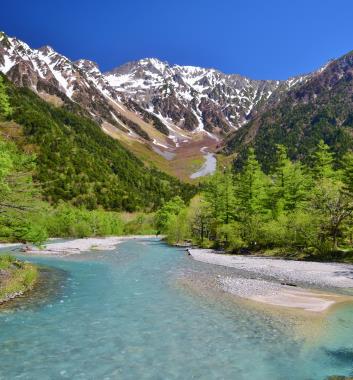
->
[0,32,319,148]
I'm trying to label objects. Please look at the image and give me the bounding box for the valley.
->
[0,31,313,180]
[2,24,353,380]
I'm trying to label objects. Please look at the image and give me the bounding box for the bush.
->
[44,204,124,238]
[216,223,244,252]
[165,209,190,244]
[123,213,156,235]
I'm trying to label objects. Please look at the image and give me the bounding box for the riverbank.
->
[0,255,38,304]
[188,249,353,312]
[3,238,349,379]
[1,235,162,256]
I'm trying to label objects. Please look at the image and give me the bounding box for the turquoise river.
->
[1,238,353,379]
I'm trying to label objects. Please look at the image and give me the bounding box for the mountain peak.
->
[75,59,100,73]
[38,45,56,55]
[0,31,337,149]
[0,31,8,40]
[139,57,168,69]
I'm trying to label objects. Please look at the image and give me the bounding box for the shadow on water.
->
[325,347,353,366]
[0,266,68,313]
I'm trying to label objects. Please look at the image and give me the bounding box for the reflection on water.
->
[0,239,352,380]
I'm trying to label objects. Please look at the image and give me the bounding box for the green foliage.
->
[44,203,125,238]
[0,76,12,118]
[204,169,236,225]
[234,148,267,216]
[0,133,162,243]
[341,151,353,193]
[165,209,190,245]
[2,74,195,212]
[216,223,244,252]
[226,63,353,173]
[269,145,309,216]
[155,196,186,233]
[311,140,335,180]
[0,140,13,198]
[0,254,16,269]
[0,254,38,301]
[0,138,46,244]
[180,143,353,259]
[309,178,353,251]
[187,195,213,247]
[123,213,156,235]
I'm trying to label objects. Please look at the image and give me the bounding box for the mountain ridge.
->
[2,30,348,180]
[223,50,353,172]
[0,32,312,141]
[0,72,195,210]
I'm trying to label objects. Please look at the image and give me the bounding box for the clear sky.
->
[1,0,353,79]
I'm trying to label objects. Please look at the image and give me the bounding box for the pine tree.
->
[234,147,267,216]
[311,140,335,179]
[270,145,308,215]
[203,169,236,225]
[203,171,224,223]
[218,168,236,224]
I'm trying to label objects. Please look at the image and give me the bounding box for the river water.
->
[190,147,217,179]
[0,239,353,379]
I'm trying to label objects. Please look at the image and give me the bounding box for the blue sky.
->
[1,0,353,79]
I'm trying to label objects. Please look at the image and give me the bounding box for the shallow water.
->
[0,239,353,380]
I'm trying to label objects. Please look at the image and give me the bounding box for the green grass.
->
[189,157,204,171]
[0,255,38,302]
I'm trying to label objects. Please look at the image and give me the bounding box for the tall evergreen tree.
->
[234,147,267,216]
[203,170,224,223]
[311,140,335,179]
[270,145,308,215]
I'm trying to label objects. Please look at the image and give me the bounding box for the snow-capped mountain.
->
[0,31,311,147]
[0,32,128,128]
[106,58,282,133]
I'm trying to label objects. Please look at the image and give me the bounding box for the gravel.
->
[23,236,161,256]
[188,249,353,312]
[188,249,353,289]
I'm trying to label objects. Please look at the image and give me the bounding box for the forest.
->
[0,73,195,243]
[2,71,353,262]
[224,51,353,173]
[1,74,195,212]
[158,143,353,261]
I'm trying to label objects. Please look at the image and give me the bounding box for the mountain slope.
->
[4,30,347,179]
[106,58,282,134]
[0,32,310,149]
[223,52,353,172]
[1,74,195,211]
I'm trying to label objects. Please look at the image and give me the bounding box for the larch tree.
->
[234,147,267,216]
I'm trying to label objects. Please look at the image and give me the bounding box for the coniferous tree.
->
[311,140,335,180]
[204,168,235,224]
[270,145,308,215]
[234,147,267,216]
